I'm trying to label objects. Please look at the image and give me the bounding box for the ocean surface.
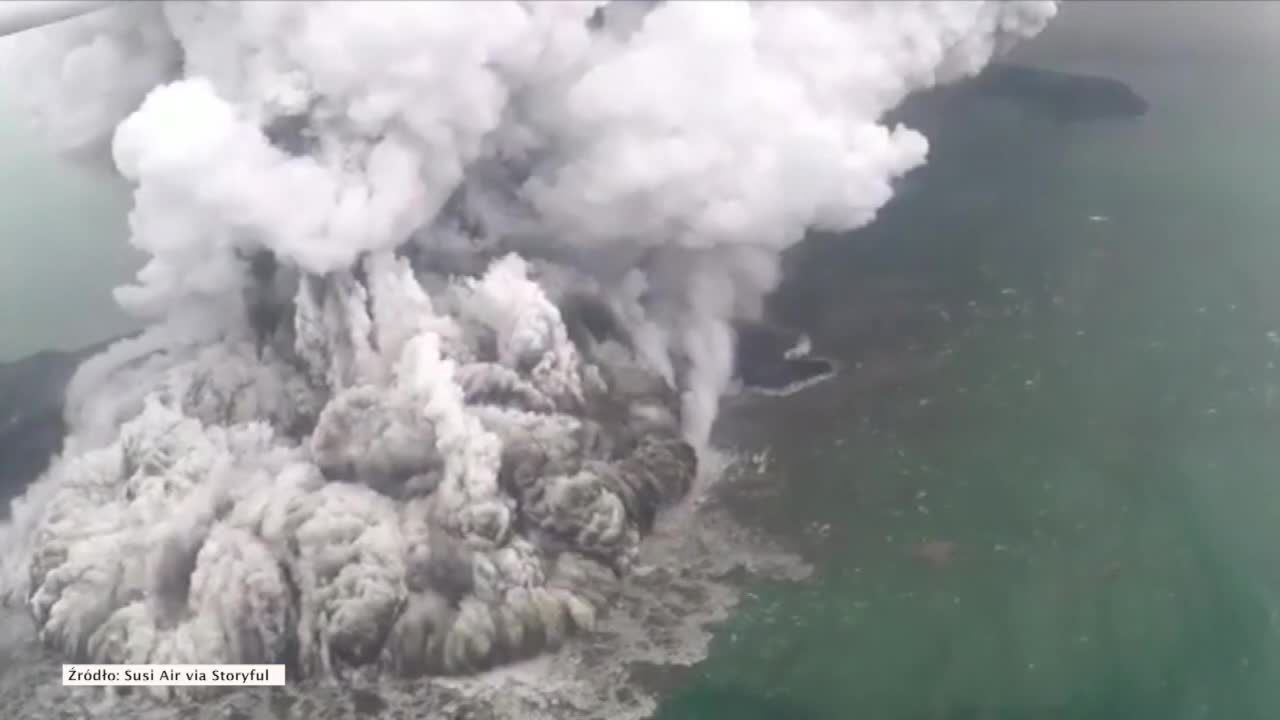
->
[656,17,1280,720]
[0,90,139,363]
[4,4,1280,720]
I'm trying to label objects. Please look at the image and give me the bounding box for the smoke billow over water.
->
[0,1,1054,714]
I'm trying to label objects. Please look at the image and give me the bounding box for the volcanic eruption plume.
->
[0,0,1055,698]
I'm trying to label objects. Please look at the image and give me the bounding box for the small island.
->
[969,62,1149,123]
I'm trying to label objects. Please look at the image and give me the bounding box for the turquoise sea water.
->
[657,25,1280,720]
[0,92,139,362]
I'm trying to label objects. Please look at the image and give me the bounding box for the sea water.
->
[656,7,1280,720]
[0,89,139,363]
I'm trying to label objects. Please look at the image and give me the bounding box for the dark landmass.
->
[972,63,1149,122]
[889,62,1148,130]
[0,343,104,512]
[561,291,836,396]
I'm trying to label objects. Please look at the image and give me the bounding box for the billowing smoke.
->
[0,0,1054,694]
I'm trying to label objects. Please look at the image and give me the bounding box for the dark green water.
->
[658,49,1280,720]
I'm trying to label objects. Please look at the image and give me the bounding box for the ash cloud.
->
[0,0,1054,696]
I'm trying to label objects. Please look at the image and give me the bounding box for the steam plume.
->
[0,0,1054,699]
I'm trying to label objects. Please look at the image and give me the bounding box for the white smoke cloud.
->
[0,0,1055,703]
